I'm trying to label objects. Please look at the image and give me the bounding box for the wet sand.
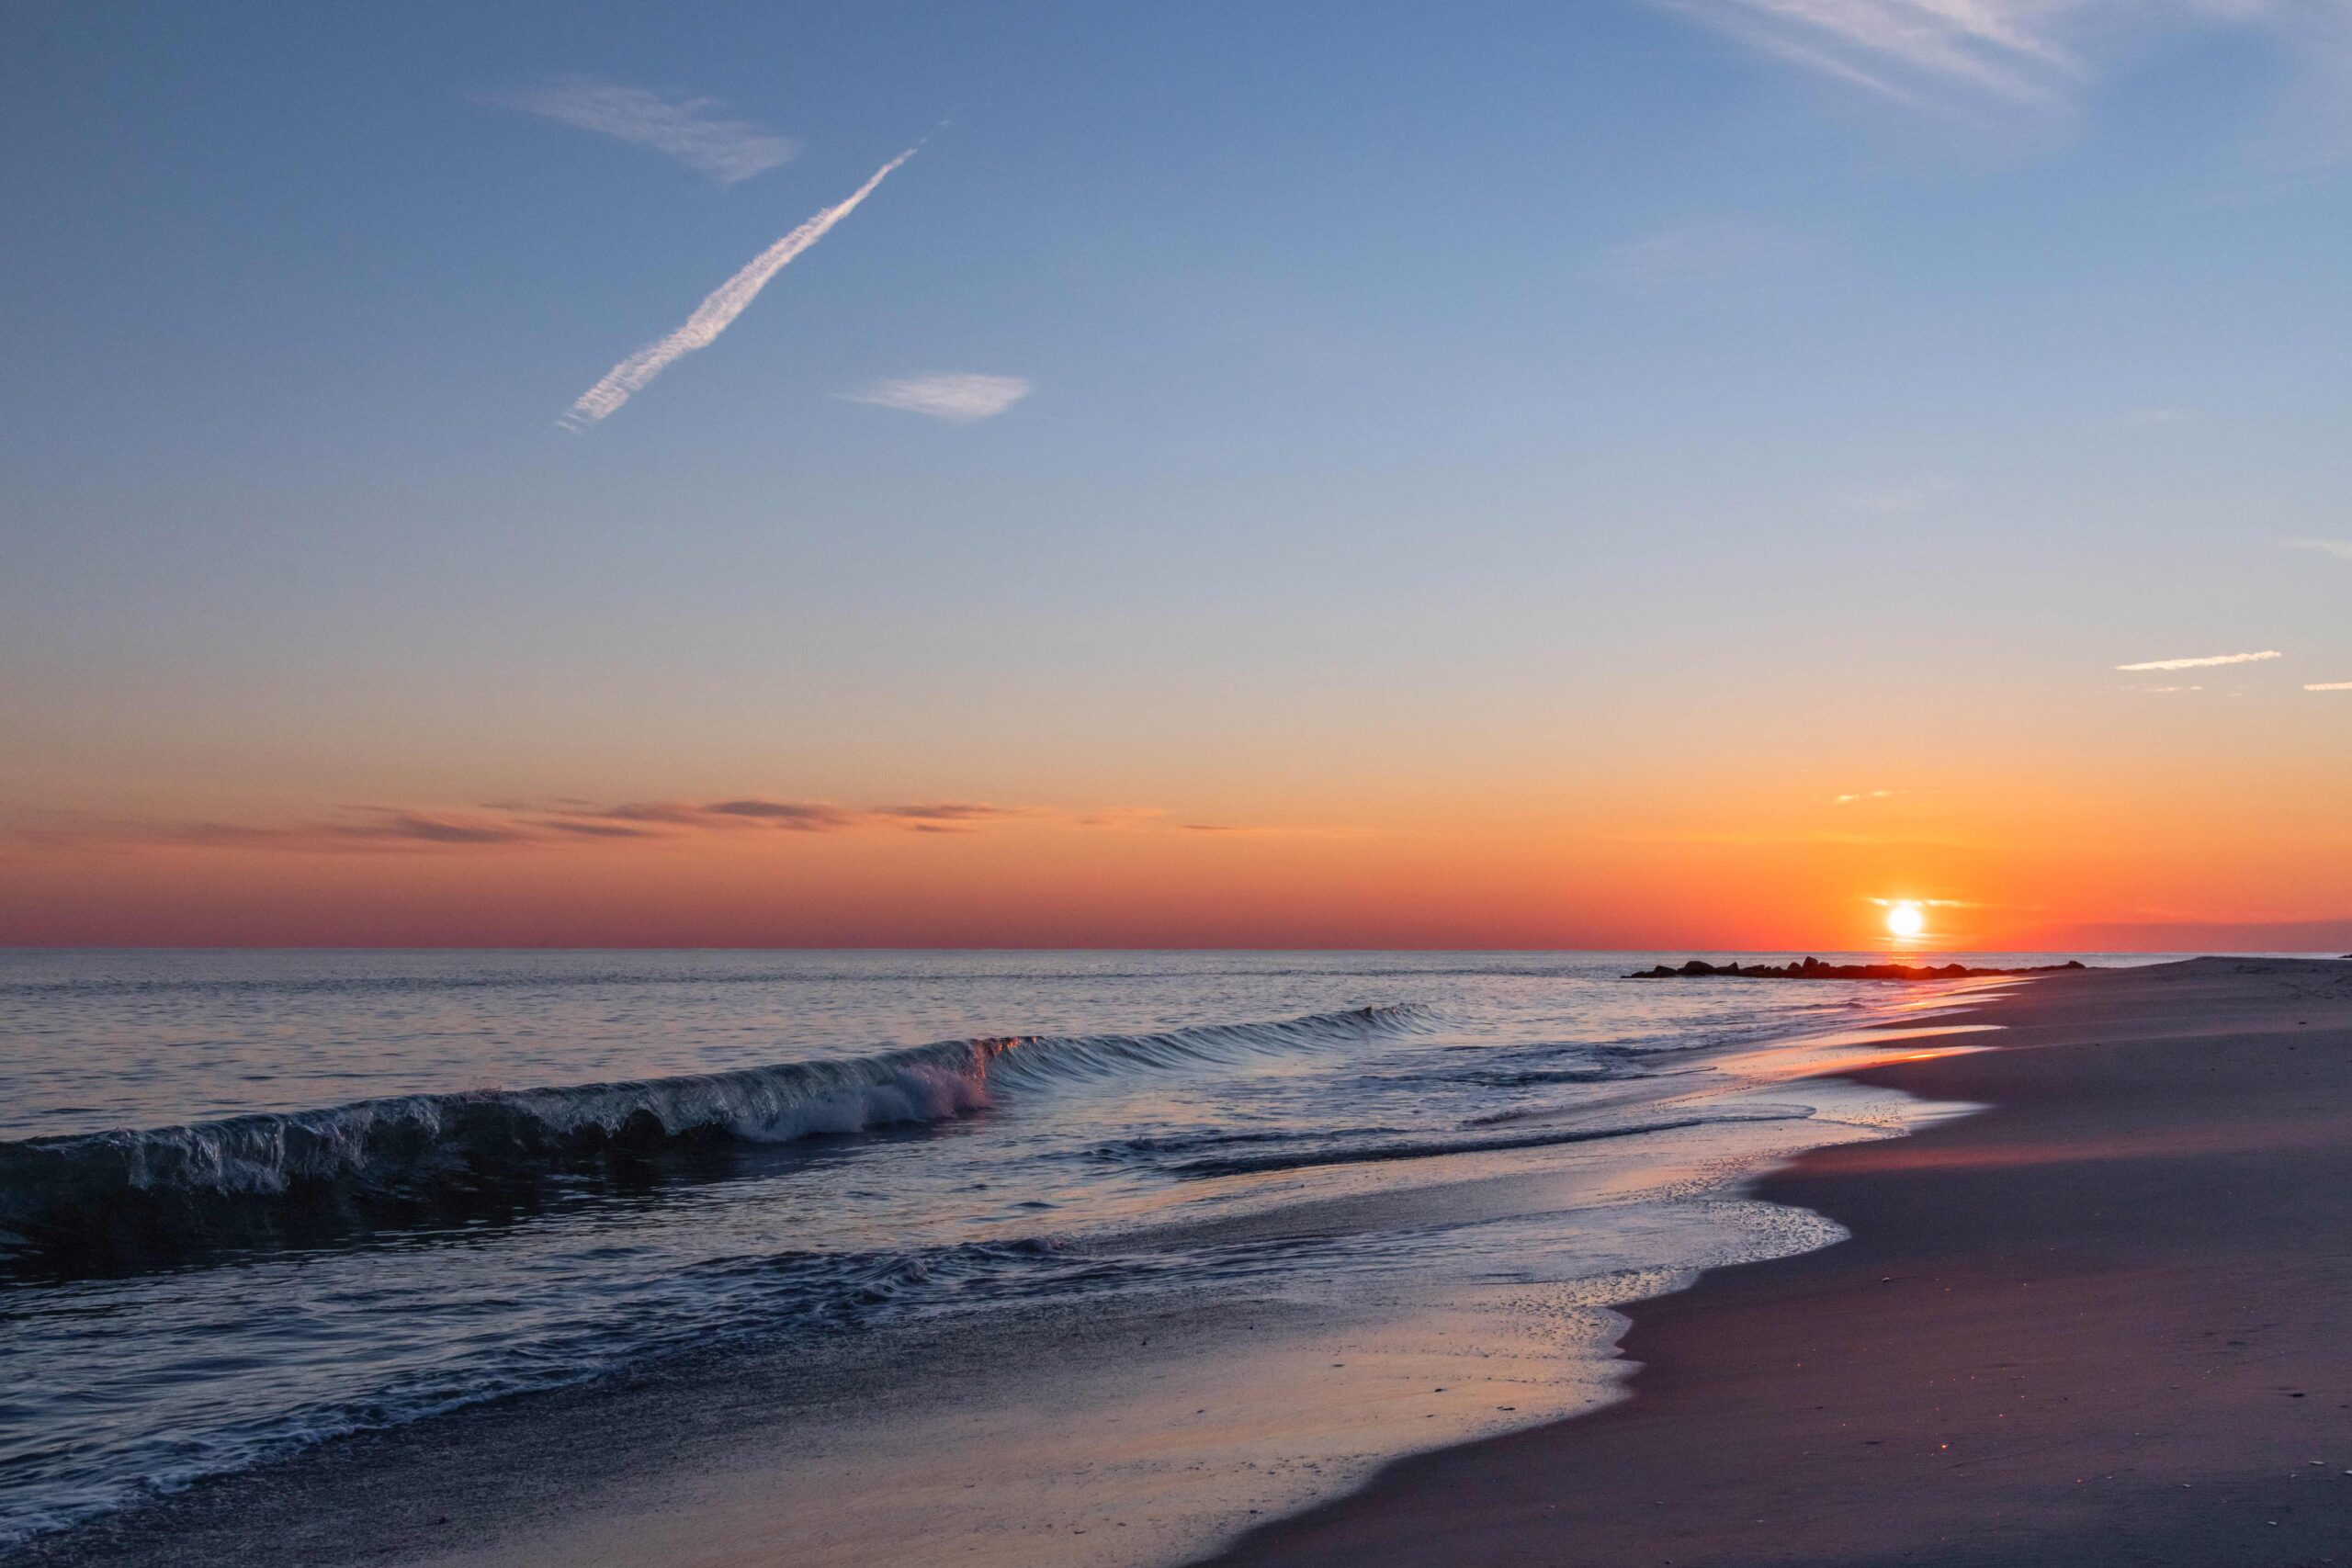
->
[1204,956,2352,1567]
[8,994,1943,1568]
[23,957,2350,1568]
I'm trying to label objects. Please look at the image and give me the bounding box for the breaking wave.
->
[0,1004,1429,1271]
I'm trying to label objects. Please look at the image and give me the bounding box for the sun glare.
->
[1885,901,1927,940]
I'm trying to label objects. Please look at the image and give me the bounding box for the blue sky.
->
[3,1,2348,945]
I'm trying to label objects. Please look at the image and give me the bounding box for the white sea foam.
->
[0,950,2065,1550]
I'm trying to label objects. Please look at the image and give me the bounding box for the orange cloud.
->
[1,796,1303,857]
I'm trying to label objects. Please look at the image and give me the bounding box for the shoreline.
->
[23,958,2348,1567]
[6,971,1969,1568]
[1200,955,2352,1566]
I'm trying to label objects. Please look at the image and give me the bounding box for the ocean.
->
[0,950,2140,1557]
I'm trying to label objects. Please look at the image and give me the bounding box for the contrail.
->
[561,143,919,429]
[2115,650,2281,672]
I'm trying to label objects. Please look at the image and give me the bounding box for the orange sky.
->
[7,4,2352,952]
[8,728,2347,948]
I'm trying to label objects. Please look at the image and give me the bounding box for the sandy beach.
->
[16,957,2352,1568]
[17,7,2351,1561]
[1209,955,2352,1567]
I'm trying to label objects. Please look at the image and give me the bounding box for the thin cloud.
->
[551,798,1010,833]
[23,810,538,855]
[568,802,718,826]
[2308,682,2352,692]
[1658,0,2082,106]
[563,143,921,430]
[2124,406,2193,426]
[2290,538,2352,561]
[543,819,662,839]
[1656,1,2337,117]
[841,373,1033,423]
[364,812,535,845]
[1833,789,1900,805]
[697,799,863,829]
[2115,649,2283,671]
[499,81,798,183]
[6,795,1329,855]
[868,803,1029,822]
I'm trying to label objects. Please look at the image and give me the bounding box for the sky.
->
[2,0,2348,950]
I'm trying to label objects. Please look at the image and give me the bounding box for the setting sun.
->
[11,9,2352,1564]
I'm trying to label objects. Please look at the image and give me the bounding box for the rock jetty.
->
[1626,957,2089,981]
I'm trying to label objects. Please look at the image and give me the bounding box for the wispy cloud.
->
[1833,788,1901,805]
[696,799,863,829]
[841,373,1033,423]
[16,808,542,855]
[9,795,1318,855]
[1658,0,2086,107]
[499,81,798,184]
[366,812,535,845]
[867,802,1031,822]
[2290,538,2352,561]
[2124,406,2193,426]
[2115,649,2283,671]
[2308,682,2352,692]
[1657,1,2339,117]
[535,798,1027,834]
[563,144,921,430]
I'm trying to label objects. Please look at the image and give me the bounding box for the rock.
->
[1627,957,2090,982]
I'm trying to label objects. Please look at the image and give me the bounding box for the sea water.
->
[0,950,2139,1549]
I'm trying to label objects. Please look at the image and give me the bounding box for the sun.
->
[1885,901,1927,940]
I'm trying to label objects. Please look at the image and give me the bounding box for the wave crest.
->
[0,1003,1427,1270]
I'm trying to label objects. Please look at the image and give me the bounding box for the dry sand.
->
[1204,955,2352,1567]
[23,957,2351,1568]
